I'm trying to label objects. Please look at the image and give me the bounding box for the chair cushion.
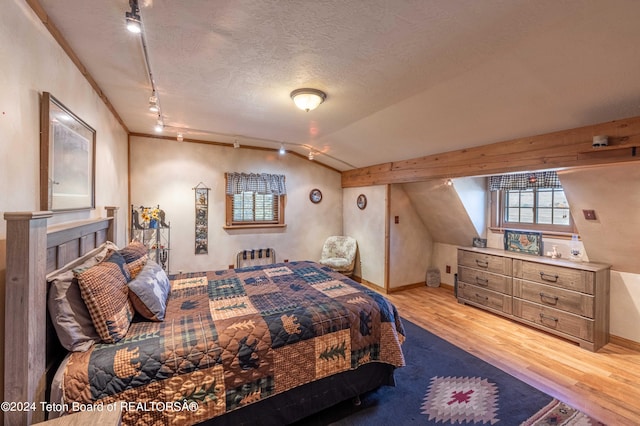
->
[319,257,351,271]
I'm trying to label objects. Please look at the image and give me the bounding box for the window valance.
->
[489,171,561,191]
[225,173,287,195]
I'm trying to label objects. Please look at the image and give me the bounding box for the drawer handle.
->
[539,272,559,282]
[539,292,559,305]
[475,259,489,268]
[539,312,558,323]
[475,293,489,302]
[475,276,489,286]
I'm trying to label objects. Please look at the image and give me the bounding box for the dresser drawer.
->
[513,260,594,294]
[513,299,593,342]
[458,250,512,275]
[513,279,594,318]
[458,282,512,314]
[459,266,512,295]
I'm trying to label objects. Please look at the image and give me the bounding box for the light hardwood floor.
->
[384,285,640,425]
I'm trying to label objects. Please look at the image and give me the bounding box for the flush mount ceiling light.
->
[290,88,326,112]
[125,0,142,33]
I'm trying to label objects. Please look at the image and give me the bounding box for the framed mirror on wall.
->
[40,92,96,211]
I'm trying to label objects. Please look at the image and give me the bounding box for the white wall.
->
[343,186,387,288]
[129,136,343,273]
[0,0,129,416]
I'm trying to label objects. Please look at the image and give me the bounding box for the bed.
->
[4,208,405,425]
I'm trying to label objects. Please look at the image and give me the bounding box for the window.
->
[225,173,286,228]
[232,191,278,223]
[490,171,577,234]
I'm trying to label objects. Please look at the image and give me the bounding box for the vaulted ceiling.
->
[36,0,640,171]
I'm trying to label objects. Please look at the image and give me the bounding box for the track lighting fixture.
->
[177,133,183,142]
[279,143,286,155]
[233,140,240,149]
[125,0,142,34]
[148,93,159,112]
[154,117,164,133]
[308,151,315,160]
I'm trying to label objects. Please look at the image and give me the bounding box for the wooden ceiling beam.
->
[342,115,640,187]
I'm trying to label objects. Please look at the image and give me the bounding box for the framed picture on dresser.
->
[503,230,542,256]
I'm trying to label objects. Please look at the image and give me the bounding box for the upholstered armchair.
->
[318,236,358,276]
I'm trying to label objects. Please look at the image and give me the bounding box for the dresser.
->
[457,247,610,351]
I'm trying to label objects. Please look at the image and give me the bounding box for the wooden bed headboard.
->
[4,207,117,425]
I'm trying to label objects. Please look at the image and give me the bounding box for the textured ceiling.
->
[37,0,640,171]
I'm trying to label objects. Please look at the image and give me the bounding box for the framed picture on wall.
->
[309,188,322,204]
[357,194,367,210]
[40,92,96,211]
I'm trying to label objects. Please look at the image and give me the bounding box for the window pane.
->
[520,190,534,207]
[537,207,553,224]
[537,189,553,208]
[506,191,520,207]
[520,207,534,223]
[506,208,520,222]
[553,208,570,225]
[554,190,569,208]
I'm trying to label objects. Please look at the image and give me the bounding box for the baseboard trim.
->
[609,334,640,352]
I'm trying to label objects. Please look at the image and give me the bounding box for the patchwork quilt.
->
[62,261,406,425]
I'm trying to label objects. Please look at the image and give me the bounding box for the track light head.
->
[125,0,142,33]
[148,95,159,112]
[279,143,286,155]
[154,117,164,133]
[308,151,315,160]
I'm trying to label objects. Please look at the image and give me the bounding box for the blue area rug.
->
[298,318,594,425]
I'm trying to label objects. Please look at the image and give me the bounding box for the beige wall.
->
[343,186,387,288]
[0,0,129,413]
[388,184,432,288]
[129,136,343,272]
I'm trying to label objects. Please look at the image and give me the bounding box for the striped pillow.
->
[75,250,134,343]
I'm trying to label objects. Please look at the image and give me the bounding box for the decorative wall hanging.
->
[309,188,322,204]
[357,194,367,210]
[504,230,542,256]
[40,92,96,211]
[193,182,211,254]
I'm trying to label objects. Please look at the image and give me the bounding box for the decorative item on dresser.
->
[457,247,610,351]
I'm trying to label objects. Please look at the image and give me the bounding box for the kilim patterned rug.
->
[297,319,604,425]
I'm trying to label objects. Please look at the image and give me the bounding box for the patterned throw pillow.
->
[119,241,149,279]
[128,260,171,321]
[75,250,134,343]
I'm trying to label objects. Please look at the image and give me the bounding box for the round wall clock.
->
[309,188,322,204]
[357,194,367,210]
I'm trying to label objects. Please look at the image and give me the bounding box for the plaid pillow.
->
[118,241,148,263]
[119,241,149,279]
[128,254,149,279]
[75,250,134,343]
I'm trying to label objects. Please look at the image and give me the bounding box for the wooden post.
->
[105,206,118,244]
[4,211,52,425]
